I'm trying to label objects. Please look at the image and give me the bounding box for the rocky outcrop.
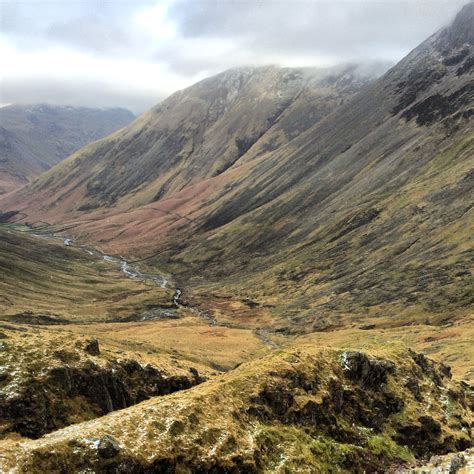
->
[84,338,100,356]
[247,349,471,467]
[97,434,121,459]
[342,350,395,387]
[408,448,474,473]
[0,347,471,473]
[0,354,205,439]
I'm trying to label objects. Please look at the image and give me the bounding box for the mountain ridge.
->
[1,3,472,337]
[0,104,135,194]
[1,63,384,218]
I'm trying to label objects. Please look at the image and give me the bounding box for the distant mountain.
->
[0,104,135,194]
[1,4,472,332]
[1,64,381,214]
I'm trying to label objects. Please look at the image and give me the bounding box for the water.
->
[103,255,168,289]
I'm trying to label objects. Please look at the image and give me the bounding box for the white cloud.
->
[133,0,178,43]
[0,36,199,112]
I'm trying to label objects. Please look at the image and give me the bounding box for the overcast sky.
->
[0,0,467,114]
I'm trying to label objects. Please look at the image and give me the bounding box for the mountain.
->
[0,4,472,472]
[4,4,471,335]
[0,104,135,194]
[0,64,381,218]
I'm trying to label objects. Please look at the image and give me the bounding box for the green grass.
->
[0,226,171,322]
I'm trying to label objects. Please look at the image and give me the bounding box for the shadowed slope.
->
[0,105,134,194]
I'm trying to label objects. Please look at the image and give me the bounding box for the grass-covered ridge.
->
[0,345,470,472]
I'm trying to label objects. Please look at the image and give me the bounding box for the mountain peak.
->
[442,1,474,48]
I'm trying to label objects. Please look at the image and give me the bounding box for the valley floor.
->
[0,223,472,472]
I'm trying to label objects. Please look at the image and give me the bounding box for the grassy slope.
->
[0,226,267,371]
[2,12,469,336]
[0,345,470,472]
[0,13,471,382]
[0,225,171,322]
[184,133,473,320]
[0,325,214,440]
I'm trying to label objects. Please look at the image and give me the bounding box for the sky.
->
[0,0,468,114]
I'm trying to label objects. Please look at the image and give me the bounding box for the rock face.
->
[442,2,474,49]
[84,338,100,356]
[97,434,121,459]
[0,351,205,439]
[0,347,470,473]
[410,448,474,473]
[343,351,395,387]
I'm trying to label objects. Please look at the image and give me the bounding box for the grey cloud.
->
[1,0,470,111]
[2,0,138,54]
[168,0,468,62]
[0,77,163,114]
[45,16,131,54]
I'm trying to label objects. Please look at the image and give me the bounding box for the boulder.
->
[84,339,100,356]
[449,453,466,474]
[97,434,121,458]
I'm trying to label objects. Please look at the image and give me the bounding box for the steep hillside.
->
[2,64,380,218]
[0,104,134,194]
[0,345,471,472]
[1,5,473,348]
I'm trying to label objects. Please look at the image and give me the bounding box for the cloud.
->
[0,0,468,113]
[1,77,162,113]
[0,36,197,113]
[168,0,467,63]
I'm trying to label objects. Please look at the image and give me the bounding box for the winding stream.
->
[70,240,215,325]
[102,255,168,289]
[8,225,268,334]
[66,239,222,328]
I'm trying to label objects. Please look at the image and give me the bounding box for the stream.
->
[10,225,273,336]
[28,229,175,304]
[102,255,168,289]
[100,253,218,326]
[66,238,215,326]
